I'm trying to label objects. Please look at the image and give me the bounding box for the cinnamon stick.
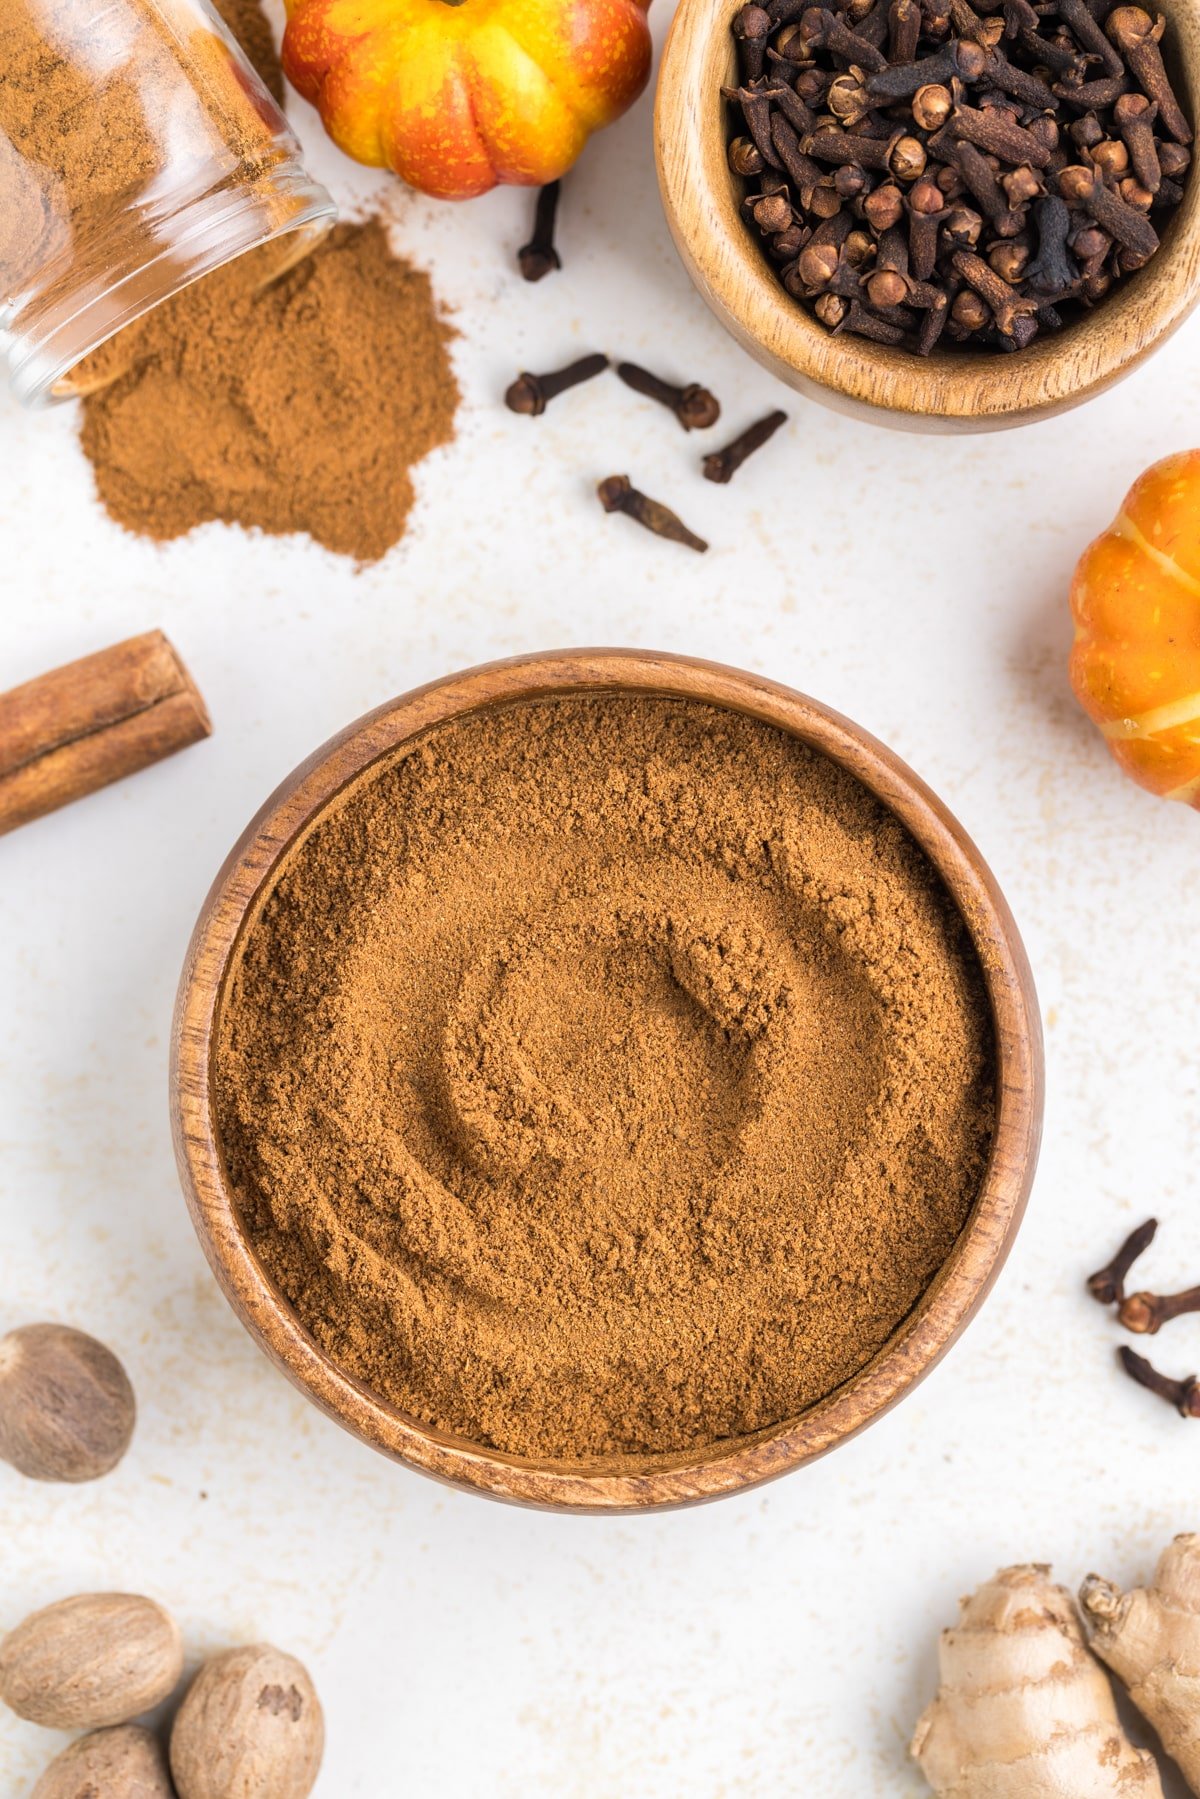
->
[0,631,211,835]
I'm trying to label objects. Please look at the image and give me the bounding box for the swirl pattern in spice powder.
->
[215,695,995,1463]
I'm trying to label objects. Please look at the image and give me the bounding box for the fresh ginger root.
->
[1082,1534,1200,1795]
[912,1564,1164,1797]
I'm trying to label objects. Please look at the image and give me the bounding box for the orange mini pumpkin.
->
[1070,451,1200,805]
[282,0,652,201]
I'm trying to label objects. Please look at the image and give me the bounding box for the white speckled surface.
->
[3,4,1200,1793]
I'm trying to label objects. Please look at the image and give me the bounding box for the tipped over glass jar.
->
[0,0,335,406]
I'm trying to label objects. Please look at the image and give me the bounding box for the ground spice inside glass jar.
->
[0,0,331,403]
[214,693,996,1463]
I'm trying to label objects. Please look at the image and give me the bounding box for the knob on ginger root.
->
[1082,1534,1200,1795]
[911,1564,1164,1797]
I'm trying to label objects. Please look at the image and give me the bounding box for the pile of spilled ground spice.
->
[76,220,458,562]
[215,694,995,1463]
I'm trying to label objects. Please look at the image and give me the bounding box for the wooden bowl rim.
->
[171,648,1044,1512]
[653,0,1200,428]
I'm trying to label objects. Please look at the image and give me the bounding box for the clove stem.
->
[505,353,609,415]
[615,362,722,430]
[1118,1345,1200,1418]
[702,410,788,482]
[597,476,709,552]
[518,182,562,282]
[1087,1217,1158,1305]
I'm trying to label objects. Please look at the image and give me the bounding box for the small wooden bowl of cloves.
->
[655,0,1200,430]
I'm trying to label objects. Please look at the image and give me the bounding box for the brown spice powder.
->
[0,0,285,312]
[213,0,284,103]
[78,220,458,562]
[215,694,995,1463]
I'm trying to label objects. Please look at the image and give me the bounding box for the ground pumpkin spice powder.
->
[215,695,996,1463]
[213,0,285,102]
[77,220,458,562]
[64,0,457,561]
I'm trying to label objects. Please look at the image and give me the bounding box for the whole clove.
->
[518,182,563,282]
[1119,1284,1200,1335]
[725,0,1190,356]
[1114,93,1162,194]
[506,353,609,415]
[837,297,908,343]
[1118,1345,1200,1418]
[1059,164,1159,261]
[1024,195,1079,295]
[597,476,709,552]
[733,3,772,80]
[702,409,788,481]
[890,0,921,66]
[1107,6,1192,145]
[1087,1217,1158,1305]
[615,362,722,430]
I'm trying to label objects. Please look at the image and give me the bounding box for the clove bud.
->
[518,182,563,282]
[505,354,609,416]
[597,476,709,552]
[615,362,721,431]
[1118,1283,1200,1335]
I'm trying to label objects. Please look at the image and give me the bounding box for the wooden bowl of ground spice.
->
[172,650,1043,1511]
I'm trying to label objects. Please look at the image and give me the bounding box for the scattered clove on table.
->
[1118,1345,1200,1417]
[1087,1216,1158,1305]
[1119,1283,1200,1335]
[615,362,722,429]
[702,409,788,481]
[597,475,709,551]
[518,181,563,281]
[505,353,610,414]
[725,0,1191,356]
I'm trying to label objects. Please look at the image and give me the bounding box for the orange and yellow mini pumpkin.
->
[1070,451,1200,806]
[282,0,652,200]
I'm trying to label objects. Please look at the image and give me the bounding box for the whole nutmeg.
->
[0,1323,135,1482]
[0,1593,183,1730]
[32,1725,174,1799]
[170,1645,323,1799]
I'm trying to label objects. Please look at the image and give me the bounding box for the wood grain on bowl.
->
[171,651,1043,1511]
[654,0,1200,431]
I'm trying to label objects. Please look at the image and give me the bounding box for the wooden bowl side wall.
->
[171,650,1044,1511]
[654,0,1200,432]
